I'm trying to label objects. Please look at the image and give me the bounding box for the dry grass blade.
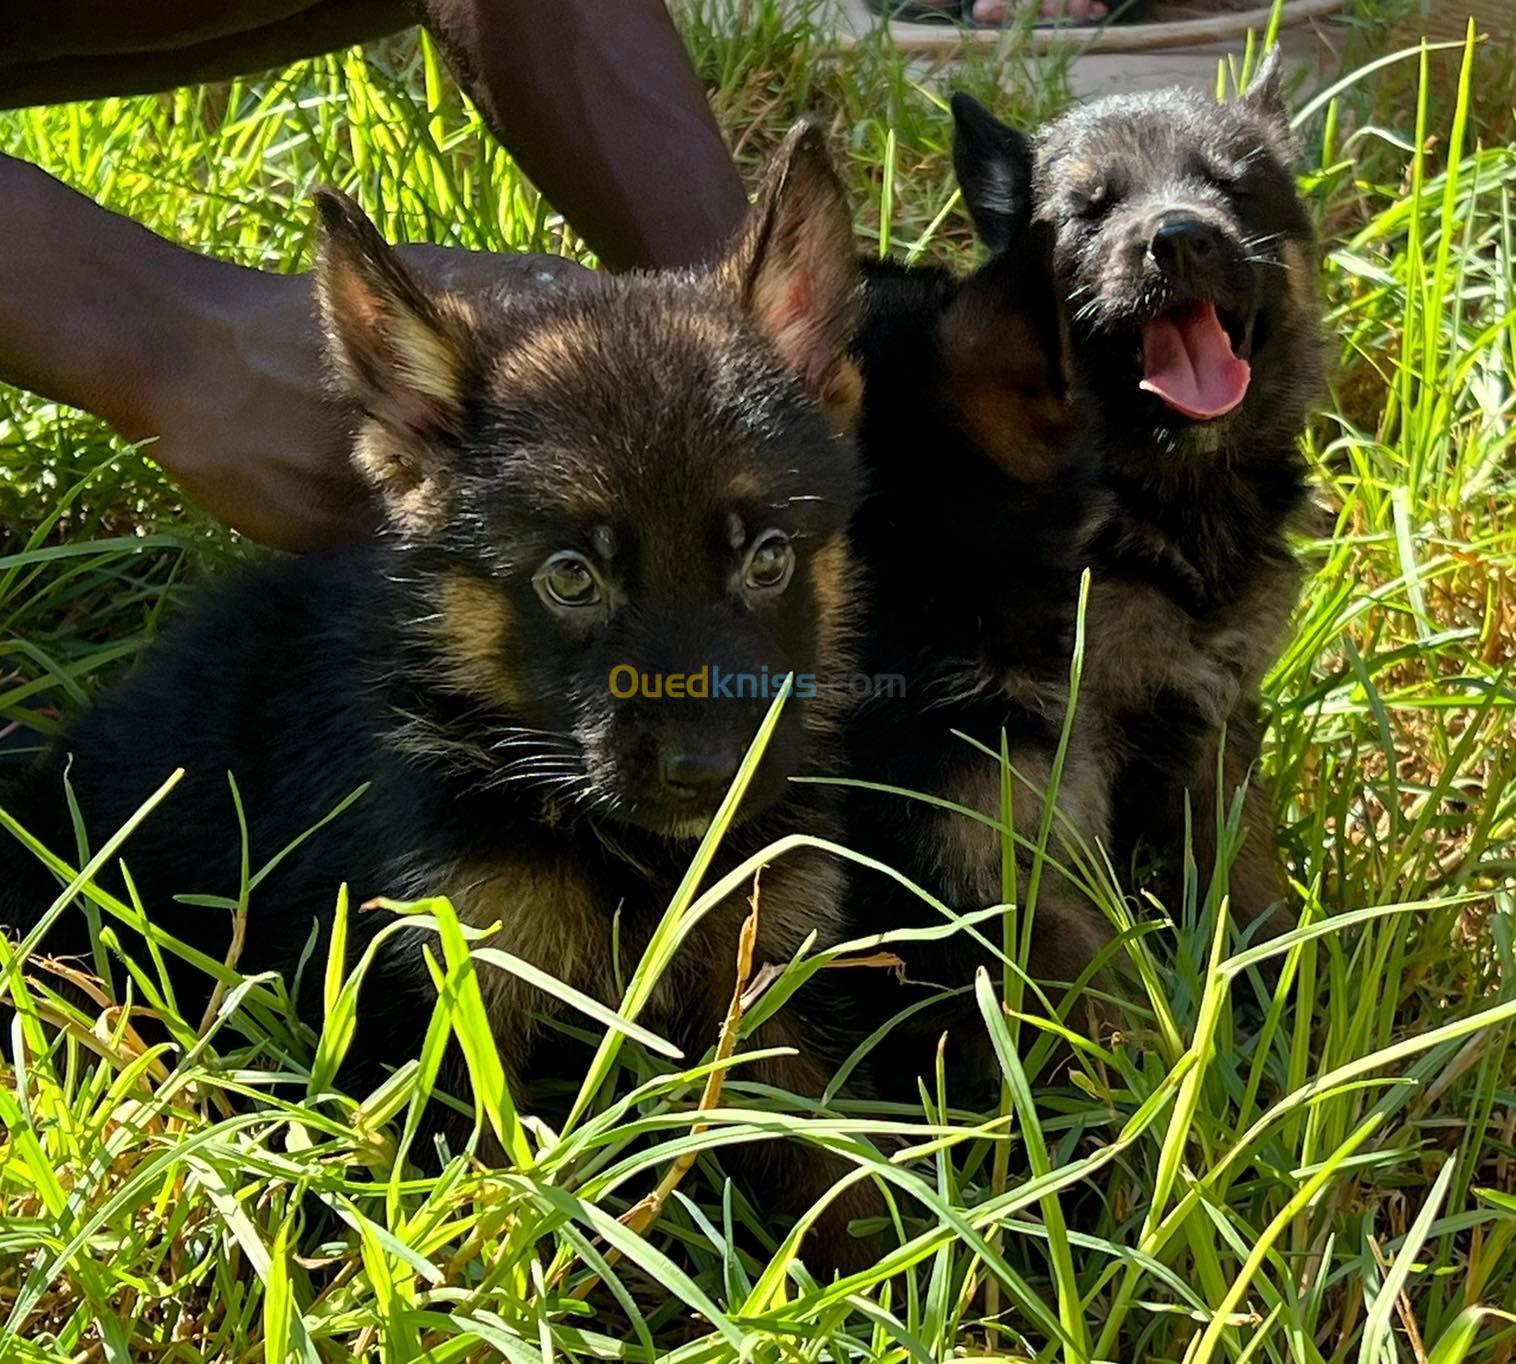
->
[567,869,766,1299]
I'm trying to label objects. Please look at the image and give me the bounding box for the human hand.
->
[123,246,591,549]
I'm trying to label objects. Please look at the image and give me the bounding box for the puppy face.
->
[952,55,1322,455]
[315,126,863,838]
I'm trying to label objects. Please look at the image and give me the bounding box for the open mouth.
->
[1138,300,1253,422]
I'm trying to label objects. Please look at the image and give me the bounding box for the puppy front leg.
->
[729,1008,885,1277]
[1190,718,1294,941]
[691,852,885,1277]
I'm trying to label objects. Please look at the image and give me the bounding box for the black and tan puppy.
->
[0,127,877,1267]
[951,53,1323,940]
[846,232,1111,1100]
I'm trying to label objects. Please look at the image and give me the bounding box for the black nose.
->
[1149,217,1224,281]
[659,747,739,799]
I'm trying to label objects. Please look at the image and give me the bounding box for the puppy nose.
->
[659,747,739,798]
[1149,217,1223,280]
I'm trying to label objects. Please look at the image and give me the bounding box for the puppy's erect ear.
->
[1241,48,1295,151]
[950,93,1034,256]
[940,221,1074,482]
[314,189,477,523]
[718,123,862,428]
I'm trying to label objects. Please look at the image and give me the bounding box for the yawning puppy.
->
[0,126,878,1270]
[952,52,1324,940]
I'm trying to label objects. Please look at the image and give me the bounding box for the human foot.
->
[870,0,1114,24]
[971,0,1111,24]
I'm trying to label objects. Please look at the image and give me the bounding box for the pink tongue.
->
[1139,300,1251,420]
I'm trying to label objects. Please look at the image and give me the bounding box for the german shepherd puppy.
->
[0,127,878,1268]
[846,233,1111,1100]
[951,52,1323,942]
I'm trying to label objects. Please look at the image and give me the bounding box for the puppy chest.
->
[434,858,646,1016]
[1084,576,1290,722]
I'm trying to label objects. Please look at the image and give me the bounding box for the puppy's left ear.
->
[940,221,1074,482]
[1241,48,1295,152]
[951,93,1034,256]
[719,122,862,429]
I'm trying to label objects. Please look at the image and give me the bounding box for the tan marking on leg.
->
[1189,726,1294,937]
[1083,578,1235,721]
[932,732,1111,905]
[930,730,1115,1001]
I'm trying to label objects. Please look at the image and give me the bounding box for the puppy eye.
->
[743,530,794,595]
[1196,156,1246,195]
[535,551,602,609]
[1072,183,1116,221]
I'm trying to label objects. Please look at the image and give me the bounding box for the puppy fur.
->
[845,232,1111,1102]
[952,53,1325,941]
[0,127,879,1270]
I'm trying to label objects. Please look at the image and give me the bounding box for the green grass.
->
[4,4,1516,1361]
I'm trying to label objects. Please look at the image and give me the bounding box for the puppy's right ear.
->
[717,123,863,429]
[314,189,479,527]
[951,93,1034,256]
[1241,47,1290,135]
[1239,47,1299,163]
